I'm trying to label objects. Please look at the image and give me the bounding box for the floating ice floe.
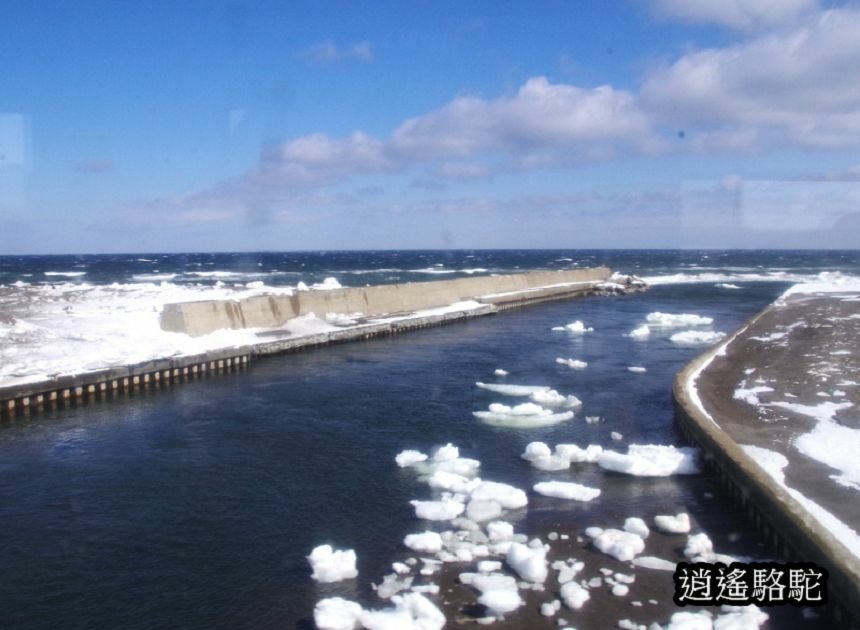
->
[628,325,651,339]
[586,527,646,562]
[521,441,604,471]
[656,605,768,630]
[410,497,465,521]
[307,545,358,583]
[475,382,550,396]
[560,581,590,610]
[632,556,676,571]
[396,450,428,468]
[716,283,742,290]
[314,597,363,630]
[403,531,444,554]
[597,444,700,476]
[529,389,582,409]
[551,320,594,333]
[493,368,509,377]
[556,357,588,369]
[646,312,714,328]
[506,541,548,583]
[533,481,601,502]
[358,592,446,630]
[623,517,650,538]
[473,402,574,428]
[628,366,647,373]
[654,513,691,534]
[670,330,727,346]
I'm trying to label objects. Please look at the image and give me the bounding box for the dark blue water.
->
[1,249,858,287]
[0,250,856,628]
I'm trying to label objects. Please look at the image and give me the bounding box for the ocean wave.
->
[643,271,860,286]
[44,271,87,277]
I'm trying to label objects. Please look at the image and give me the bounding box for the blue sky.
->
[1,0,859,253]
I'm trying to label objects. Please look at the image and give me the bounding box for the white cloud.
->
[390,77,654,160]
[298,40,374,63]
[642,8,860,149]
[433,162,491,180]
[652,0,818,30]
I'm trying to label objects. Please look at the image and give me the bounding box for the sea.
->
[0,249,858,629]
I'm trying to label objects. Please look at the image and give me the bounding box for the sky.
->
[1,0,860,253]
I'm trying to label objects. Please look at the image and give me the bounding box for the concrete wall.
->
[161,267,611,337]
[674,316,860,628]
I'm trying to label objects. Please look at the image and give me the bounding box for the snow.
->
[654,513,691,534]
[597,445,701,476]
[506,542,548,583]
[670,330,727,345]
[645,312,714,327]
[307,545,358,583]
[396,450,429,467]
[533,481,601,502]
[741,445,860,559]
[732,385,774,406]
[556,357,588,369]
[403,531,444,554]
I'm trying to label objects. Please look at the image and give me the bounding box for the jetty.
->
[1,267,642,416]
[674,283,860,628]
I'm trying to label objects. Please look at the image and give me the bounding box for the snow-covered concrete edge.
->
[673,286,860,621]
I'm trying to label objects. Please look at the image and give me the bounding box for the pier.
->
[1,267,636,417]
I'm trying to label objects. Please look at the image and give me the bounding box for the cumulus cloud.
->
[652,0,818,30]
[298,39,373,63]
[390,77,655,161]
[642,8,860,149]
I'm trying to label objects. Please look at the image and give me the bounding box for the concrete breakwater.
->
[160,267,614,337]
[674,292,860,628]
[1,267,623,416]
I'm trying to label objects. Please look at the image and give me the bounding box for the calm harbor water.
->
[1,250,858,628]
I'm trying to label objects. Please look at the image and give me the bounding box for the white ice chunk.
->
[597,444,700,476]
[670,330,726,346]
[470,481,528,510]
[623,517,650,539]
[487,521,515,542]
[530,389,583,409]
[646,312,714,328]
[628,325,650,339]
[654,513,691,534]
[474,402,574,428]
[588,529,645,562]
[466,499,504,523]
[632,556,676,571]
[556,357,588,369]
[628,366,647,373]
[308,545,358,583]
[494,369,509,377]
[506,542,548,583]
[478,589,523,617]
[534,481,601,502]
[553,320,594,333]
[560,581,590,610]
[396,450,429,468]
[359,592,445,630]
[427,470,481,493]
[432,443,459,462]
[611,431,623,441]
[403,531,444,554]
[314,597,363,630]
[411,498,465,521]
[475,382,550,396]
